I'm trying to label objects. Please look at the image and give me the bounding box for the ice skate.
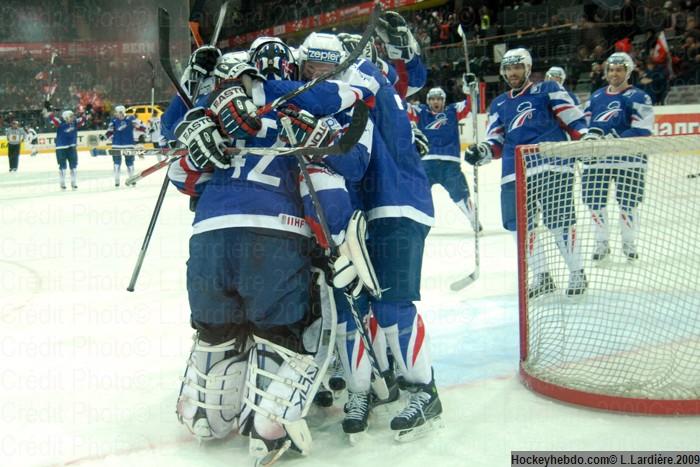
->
[566,270,587,296]
[528,272,556,299]
[343,391,370,443]
[622,242,638,260]
[390,378,443,442]
[592,241,610,261]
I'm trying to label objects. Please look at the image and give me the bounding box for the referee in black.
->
[5,120,26,172]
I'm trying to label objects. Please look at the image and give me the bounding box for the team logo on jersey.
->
[117,122,128,131]
[425,113,448,130]
[593,101,621,122]
[508,102,535,131]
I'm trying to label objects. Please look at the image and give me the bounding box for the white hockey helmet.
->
[61,110,74,121]
[426,87,446,102]
[545,66,566,84]
[337,32,377,64]
[500,48,532,87]
[604,52,635,81]
[114,105,126,115]
[299,32,346,68]
[218,50,250,65]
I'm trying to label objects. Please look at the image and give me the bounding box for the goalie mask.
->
[500,48,532,91]
[604,52,634,82]
[250,40,299,81]
[545,66,566,85]
[299,32,345,80]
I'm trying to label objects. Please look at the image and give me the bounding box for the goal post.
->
[516,135,700,414]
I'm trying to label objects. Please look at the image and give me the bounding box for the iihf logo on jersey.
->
[593,101,622,122]
[508,102,535,131]
[425,113,448,130]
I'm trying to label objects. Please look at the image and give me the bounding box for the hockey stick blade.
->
[450,270,479,291]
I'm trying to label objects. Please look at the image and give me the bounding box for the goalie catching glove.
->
[376,11,421,61]
[464,142,493,166]
[174,107,229,170]
[331,210,382,299]
[277,105,339,149]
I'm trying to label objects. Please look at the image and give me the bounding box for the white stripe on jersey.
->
[299,169,348,197]
[366,205,435,226]
[192,213,312,237]
[631,101,654,133]
[423,154,462,162]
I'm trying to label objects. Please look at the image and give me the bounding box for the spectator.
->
[638,57,669,103]
[590,62,606,92]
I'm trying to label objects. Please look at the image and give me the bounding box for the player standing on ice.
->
[409,85,482,232]
[544,66,581,106]
[43,102,90,190]
[252,28,443,441]
[464,48,590,298]
[580,52,654,261]
[102,105,147,187]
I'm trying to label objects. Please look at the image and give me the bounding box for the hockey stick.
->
[450,24,481,291]
[45,52,58,102]
[127,7,195,292]
[280,110,390,400]
[124,104,368,185]
[190,1,230,102]
[125,3,381,186]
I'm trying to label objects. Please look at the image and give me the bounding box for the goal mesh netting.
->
[516,135,700,414]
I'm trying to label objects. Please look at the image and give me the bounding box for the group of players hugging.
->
[160,7,653,464]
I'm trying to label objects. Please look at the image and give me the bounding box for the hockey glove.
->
[376,11,420,61]
[213,60,265,96]
[208,84,262,140]
[277,106,339,148]
[174,107,229,170]
[464,142,493,166]
[189,45,221,77]
[462,73,477,95]
[411,122,430,157]
[581,127,605,141]
[43,100,52,111]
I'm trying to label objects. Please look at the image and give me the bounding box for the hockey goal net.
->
[516,135,700,414]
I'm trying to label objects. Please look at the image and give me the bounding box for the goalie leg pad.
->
[177,333,250,441]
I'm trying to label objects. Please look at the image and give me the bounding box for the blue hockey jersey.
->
[485,80,588,184]
[256,58,434,227]
[409,96,471,162]
[584,85,653,138]
[106,116,146,148]
[48,113,88,149]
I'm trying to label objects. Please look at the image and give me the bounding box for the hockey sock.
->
[114,164,121,184]
[70,168,77,187]
[335,318,372,393]
[374,301,432,385]
[620,208,639,245]
[59,168,66,187]
[369,314,390,372]
[590,208,609,243]
[127,165,135,178]
[527,231,549,276]
[553,225,583,272]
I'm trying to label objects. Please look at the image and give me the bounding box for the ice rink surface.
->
[1,153,698,467]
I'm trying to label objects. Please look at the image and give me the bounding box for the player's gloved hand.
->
[277,105,338,148]
[464,142,493,166]
[208,83,262,140]
[98,134,107,142]
[411,122,429,157]
[462,73,477,95]
[189,45,221,78]
[331,210,381,299]
[376,11,420,61]
[581,127,605,141]
[43,100,52,111]
[212,60,265,96]
[174,107,229,170]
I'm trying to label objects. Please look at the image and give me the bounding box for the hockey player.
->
[544,66,580,106]
[580,52,654,261]
[464,48,590,298]
[44,103,90,190]
[252,30,442,441]
[409,85,481,232]
[102,105,147,187]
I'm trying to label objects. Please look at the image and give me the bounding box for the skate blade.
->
[254,440,292,467]
[347,430,368,446]
[394,416,444,443]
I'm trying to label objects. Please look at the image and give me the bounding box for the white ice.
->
[1,153,698,467]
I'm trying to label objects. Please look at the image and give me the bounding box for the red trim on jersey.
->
[411,315,425,365]
[455,95,471,120]
[180,157,200,197]
[393,60,409,99]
